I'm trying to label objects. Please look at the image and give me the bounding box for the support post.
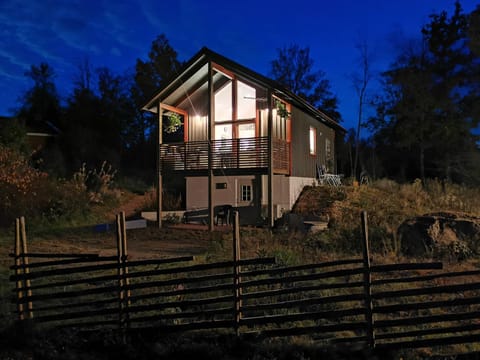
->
[208,61,215,231]
[157,103,163,228]
[267,91,274,228]
[20,217,33,319]
[233,211,242,335]
[361,211,375,349]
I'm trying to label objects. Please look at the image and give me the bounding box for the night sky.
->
[0,0,477,131]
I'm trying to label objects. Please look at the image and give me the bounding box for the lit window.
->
[214,82,232,122]
[237,81,256,120]
[241,185,252,202]
[309,127,316,155]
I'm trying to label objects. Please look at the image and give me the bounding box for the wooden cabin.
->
[143,47,345,229]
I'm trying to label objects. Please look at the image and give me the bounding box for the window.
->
[214,81,232,123]
[309,127,316,155]
[240,185,252,202]
[237,81,256,120]
[214,80,258,141]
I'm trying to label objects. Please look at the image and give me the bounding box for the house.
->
[143,47,345,229]
[0,115,59,153]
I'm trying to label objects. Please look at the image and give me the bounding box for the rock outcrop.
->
[398,212,480,260]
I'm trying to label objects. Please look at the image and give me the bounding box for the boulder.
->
[398,212,480,260]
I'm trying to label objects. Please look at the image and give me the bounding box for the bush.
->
[73,161,117,204]
[0,145,49,226]
[0,146,121,227]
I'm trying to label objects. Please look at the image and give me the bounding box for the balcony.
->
[159,137,290,176]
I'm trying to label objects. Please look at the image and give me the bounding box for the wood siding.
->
[290,106,335,178]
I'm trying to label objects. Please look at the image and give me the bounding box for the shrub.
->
[73,161,117,204]
[0,145,49,226]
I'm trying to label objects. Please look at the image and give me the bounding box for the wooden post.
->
[233,211,242,335]
[116,213,125,330]
[120,212,130,328]
[361,211,375,348]
[157,103,163,228]
[20,217,33,319]
[267,91,274,228]
[14,218,24,321]
[208,61,215,231]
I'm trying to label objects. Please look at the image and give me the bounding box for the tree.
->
[127,34,184,179]
[351,41,373,180]
[60,62,134,174]
[468,5,480,56]
[269,44,341,120]
[17,62,61,128]
[370,2,480,184]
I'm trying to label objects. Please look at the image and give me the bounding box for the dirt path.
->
[107,192,149,221]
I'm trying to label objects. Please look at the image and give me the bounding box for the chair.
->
[215,205,233,225]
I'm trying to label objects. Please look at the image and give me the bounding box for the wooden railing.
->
[159,137,290,174]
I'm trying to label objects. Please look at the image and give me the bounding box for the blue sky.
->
[0,0,478,131]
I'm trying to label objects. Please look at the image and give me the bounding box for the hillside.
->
[291,179,480,259]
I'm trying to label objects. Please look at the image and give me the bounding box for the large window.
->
[214,82,232,123]
[214,79,257,141]
[309,127,316,155]
[237,81,256,120]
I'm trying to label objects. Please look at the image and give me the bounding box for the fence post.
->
[361,211,375,348]
[20,217,33,319]
[14,218,24,321]
[116,213,126,333]
[233,210,242,336]
[120,212,131,328]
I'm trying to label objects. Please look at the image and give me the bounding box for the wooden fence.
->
[10,211,480,352]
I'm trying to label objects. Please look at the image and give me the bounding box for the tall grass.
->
[303,179,480,258]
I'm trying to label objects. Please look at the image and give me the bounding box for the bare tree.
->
[352,41,373,180]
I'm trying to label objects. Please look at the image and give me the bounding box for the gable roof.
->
[143,47,345,133]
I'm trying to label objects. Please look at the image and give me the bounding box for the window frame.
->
[240,184,252,202]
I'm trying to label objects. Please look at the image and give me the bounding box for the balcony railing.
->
[159,137,289,174]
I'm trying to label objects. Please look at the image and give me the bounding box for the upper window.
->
[214,82,232,122]
[237,81,256,120]
[309,127,316,155]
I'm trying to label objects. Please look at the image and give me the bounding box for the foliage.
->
[368,2,480,184]
[0,144,49,226]
[0,117,29,153]
[72,161,118,204]
[16,63,61,130]
[0,144,122,227]
[274,99,290,119]
[59,64,135,175]
[164,112,183,134]
[269,44,340,121]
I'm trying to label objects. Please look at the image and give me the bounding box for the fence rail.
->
[10,212,480,353]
